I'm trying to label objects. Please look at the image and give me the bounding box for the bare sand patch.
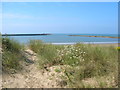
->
[2,49,66,88]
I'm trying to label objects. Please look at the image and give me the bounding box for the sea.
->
[4,34,119,45]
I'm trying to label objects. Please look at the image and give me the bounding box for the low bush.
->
[28,40,118,88]
[61,44,118,88]
[2,38,24,72]
[29,40,62,68]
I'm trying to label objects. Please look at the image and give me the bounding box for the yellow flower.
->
[116,47,120,50]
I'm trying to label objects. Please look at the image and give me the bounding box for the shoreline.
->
[68,35,120,39]
[50,42,119,45]
[50,42,119,47]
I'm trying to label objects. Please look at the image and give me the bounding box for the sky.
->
[1,2,118,34]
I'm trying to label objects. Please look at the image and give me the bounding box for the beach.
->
[51,42,118,46]
[2,49,66,88]
[2,38,118,88]
[2,1,118,88]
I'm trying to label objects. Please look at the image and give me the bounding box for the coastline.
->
[50,42,119,46]
[68,35,120,39]
[2,34,118,45]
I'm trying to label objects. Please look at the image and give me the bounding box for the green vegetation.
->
[1,38,118,87]
[28,40,118,88]
[55,68,61,73]
[28,40,63,69]
[116,47,120,51]
[0,33,1,46]
[2,38,24,73]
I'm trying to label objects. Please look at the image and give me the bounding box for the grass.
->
[2,38,118,87]
[2,37,25,73]
[28,40,118,88]
[28,40,63,68]
[55,68,61,73]
[61,44,118,88]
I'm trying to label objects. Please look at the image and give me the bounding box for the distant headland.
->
[68,35,120,39]
[2,33,52,36]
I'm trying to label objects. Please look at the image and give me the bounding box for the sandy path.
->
[2,49,66,88]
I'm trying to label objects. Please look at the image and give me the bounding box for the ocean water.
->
[5,34,119,44]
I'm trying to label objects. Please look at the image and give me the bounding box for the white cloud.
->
[3,13,33,19]
[2,13,81,21]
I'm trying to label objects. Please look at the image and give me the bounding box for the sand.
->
[2,49,66,88]
[2,43,118,88]
[90,43,118,47]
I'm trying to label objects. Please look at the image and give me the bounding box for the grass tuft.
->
[2,37,24,73]
[28,41,118,88]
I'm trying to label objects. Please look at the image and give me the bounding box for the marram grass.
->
[2,38,118,88]
[2,38,25,73]
[28,40,118,88]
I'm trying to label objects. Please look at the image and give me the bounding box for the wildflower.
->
[82,59,84,61]
[116,47,120,50]
[76,62,79,64]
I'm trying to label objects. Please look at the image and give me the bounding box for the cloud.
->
[2,13,59,20]
[3,13,33,19]
[2,13,81,22]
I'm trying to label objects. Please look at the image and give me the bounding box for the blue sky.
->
[2,2,118,34]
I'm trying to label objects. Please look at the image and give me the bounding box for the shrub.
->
[2,38,24,52]
[58,43,118,88]
[28,40,60,68]
[28,40,44,53]
[28,40,118,88]
[2,38,24,72]
[116,47,120,51]
[56,44,86,66]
